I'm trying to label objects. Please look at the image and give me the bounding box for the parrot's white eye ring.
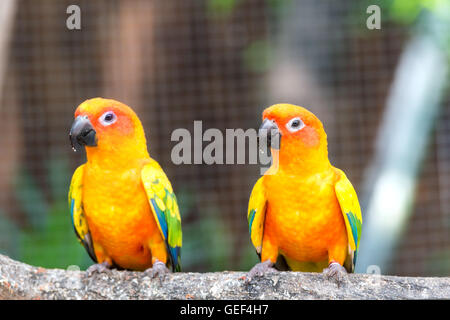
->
[286,117,304,132]
[99,111,117,126]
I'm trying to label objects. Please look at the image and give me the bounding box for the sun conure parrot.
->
[247,103,362,281]
[68,97,182,276]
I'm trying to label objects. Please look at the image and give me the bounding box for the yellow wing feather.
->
[334,168,363,254]
[141,160,182,271]
[68,164,97,262]
[247,177,267,255]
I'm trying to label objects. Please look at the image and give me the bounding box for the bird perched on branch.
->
[247,103,362,281]
[68,98,182,276]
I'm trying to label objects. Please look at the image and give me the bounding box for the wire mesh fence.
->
[0,0,448,276]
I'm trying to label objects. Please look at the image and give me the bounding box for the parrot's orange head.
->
[260,104,329,169]
[70,98,148,158]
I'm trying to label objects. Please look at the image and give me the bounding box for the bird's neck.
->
[272,144,331,177]
[85,144,150,171]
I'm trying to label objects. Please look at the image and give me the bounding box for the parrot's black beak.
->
[258,119,281,150]
[69,115,97,152]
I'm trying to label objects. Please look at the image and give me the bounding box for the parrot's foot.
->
[323,262,347,283]
[145,260,170,280]
[86,261,112,276]
[246,259,277,282]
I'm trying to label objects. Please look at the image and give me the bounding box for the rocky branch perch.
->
[0,254,449,299]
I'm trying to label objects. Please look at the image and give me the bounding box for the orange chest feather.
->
[263,170,346,260]
[82,165,160,257]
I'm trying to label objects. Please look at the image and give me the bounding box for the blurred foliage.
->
[238,241,259,272]
[385,0,450,55]
[386,0,450,25]
[15,169,48,230]
[243,40,274,73]
[207,0,240,18]
[175,187,258,272]
[207,0,291,18]
[176,187,234,271]
[14,155,91,270]
[425,249,450,276]
[353,0,450,68]
[0,209,19,258]
[19,198,91,270]
[354,0,450,28]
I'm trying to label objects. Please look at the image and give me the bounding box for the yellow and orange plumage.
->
[68,98,182,272]
[248,104,362,275]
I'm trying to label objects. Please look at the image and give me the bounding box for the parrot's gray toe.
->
[86,261,112,276]
[323,262,347,283]
[246,259,277,282]
[145,260,170,280]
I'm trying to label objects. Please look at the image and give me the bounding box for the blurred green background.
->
[0,0,449,276]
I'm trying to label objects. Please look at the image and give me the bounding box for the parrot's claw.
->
[246,260,277,282]
[145,260,170,281]
[86,261,112,277]
[323,262,347,284]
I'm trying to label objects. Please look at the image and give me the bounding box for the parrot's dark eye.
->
[286,117,304,133]
[99,111,117,126]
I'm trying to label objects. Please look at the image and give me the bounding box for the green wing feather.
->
[68,164,97,262]
[334,168,363,272]
[247,177,267,257]
[141,161,182,272]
